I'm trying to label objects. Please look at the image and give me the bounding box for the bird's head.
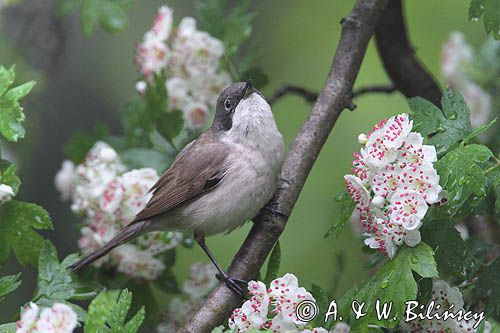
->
[213,80,269,132]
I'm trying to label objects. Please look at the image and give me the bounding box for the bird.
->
[70,81,285,296]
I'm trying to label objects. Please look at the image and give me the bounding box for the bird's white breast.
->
[170,93,285,235]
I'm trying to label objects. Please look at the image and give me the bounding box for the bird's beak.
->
[243,80,253,99]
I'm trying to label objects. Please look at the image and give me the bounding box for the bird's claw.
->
[216,273,247,298]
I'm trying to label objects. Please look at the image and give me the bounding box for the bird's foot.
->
[216,273,247,298]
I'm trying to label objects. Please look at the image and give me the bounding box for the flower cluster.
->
[16,303,77,333]
[227,273,338,333]
[398,279,489,333]
[55,141,183,280]
[157,262,219,333]
[0,183,14,204]
[345,114,441,258]
[135,5,232,130]
[441,32,492,129]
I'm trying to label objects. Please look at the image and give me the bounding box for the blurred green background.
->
[0,0,486,320]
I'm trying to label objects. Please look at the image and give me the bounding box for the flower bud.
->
[371,195,385,208]
[358,133,368,145]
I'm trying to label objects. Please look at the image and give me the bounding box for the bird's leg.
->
[194,233,247,298]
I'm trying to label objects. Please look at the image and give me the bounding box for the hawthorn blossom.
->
[55,142,184,280]
[183,262,219,299]
[331,323,350,333]
[54,160,76,200]
[228,273,327,333]
[37,303,78,333]
[441,32,492,129]
[16,303,39,333]
[0,183,14,203]
[157,262,220,332]
[16,303,78,333]
[398,279,487,333]
[134,5,231,130]
[345,113,441,257]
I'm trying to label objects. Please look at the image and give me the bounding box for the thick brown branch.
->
[269,83,396,105]
[181,0,389,331]
[374,0,442,106]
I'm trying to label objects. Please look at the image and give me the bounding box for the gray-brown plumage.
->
[70,82,285,297]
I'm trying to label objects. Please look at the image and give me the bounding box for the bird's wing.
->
[132,130,230,223]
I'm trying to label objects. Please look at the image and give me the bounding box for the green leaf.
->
[0,66,36,142]
[58,0,82,16]
[0,323,15,333]
[311,283,329,328]
[472,258,500,321]
[0,160,21,195]
[469,0,500,39]
[340,243,437,330]
[490,168,500,217]
[0,273,21,301]
[264,242,281,285]
[85,289,145,333]
[324,190,356,238]
[410,89,472,155]
[33,242,97,307]
[435,144,493,218]
[421,220,475,280]
[68,0,131,37]
[0,201,53,266]
[463,117,497,144]
[84,290,120,333]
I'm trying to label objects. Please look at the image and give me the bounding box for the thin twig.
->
[268,85,318,104]
[269,83,396,105]
[182,0,389,331]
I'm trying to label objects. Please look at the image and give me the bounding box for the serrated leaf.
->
[33,242,97,306]
[421,220,475,280]
[410,89,472,155]
[340,243,437,330]
[468,0,500,39]
[472,258,500,321]
[264,242,281,285]
[0,66,15,96]
[84,290,120,333]
[85,289,145,333]
[325,190,356,238]
[0,273,21,301]
[0,65,36,142]
[435,144,493,217]
[463,117,497,144]
[0,160,21,195]
[0,323,15,333]
[311,283,329,328]
[0,201,53,266]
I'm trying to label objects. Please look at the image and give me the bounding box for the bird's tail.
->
[70,220,151,272]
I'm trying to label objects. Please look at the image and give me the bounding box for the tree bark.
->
[374,0,442,106]
[181,0,389,331]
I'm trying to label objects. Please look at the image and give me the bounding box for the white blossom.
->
[16,303,39,333]
[135,5,232,130]
[345,113,441,256]
[0,183,15,203]
[331,322,350,333]
[183,262,219,299]
[56,141,183,280]
[135,81,147,95]
[37,303,78,333]
[54,160,76,201]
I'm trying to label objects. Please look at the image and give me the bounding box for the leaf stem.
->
[485,156,500,175]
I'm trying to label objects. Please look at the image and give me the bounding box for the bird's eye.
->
[224,98,231,110]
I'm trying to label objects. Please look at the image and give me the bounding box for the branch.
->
[374,0,442,106]
[269,83,396,105]
[182,0,389,331]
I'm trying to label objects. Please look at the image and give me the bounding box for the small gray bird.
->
[71,81,285,296]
